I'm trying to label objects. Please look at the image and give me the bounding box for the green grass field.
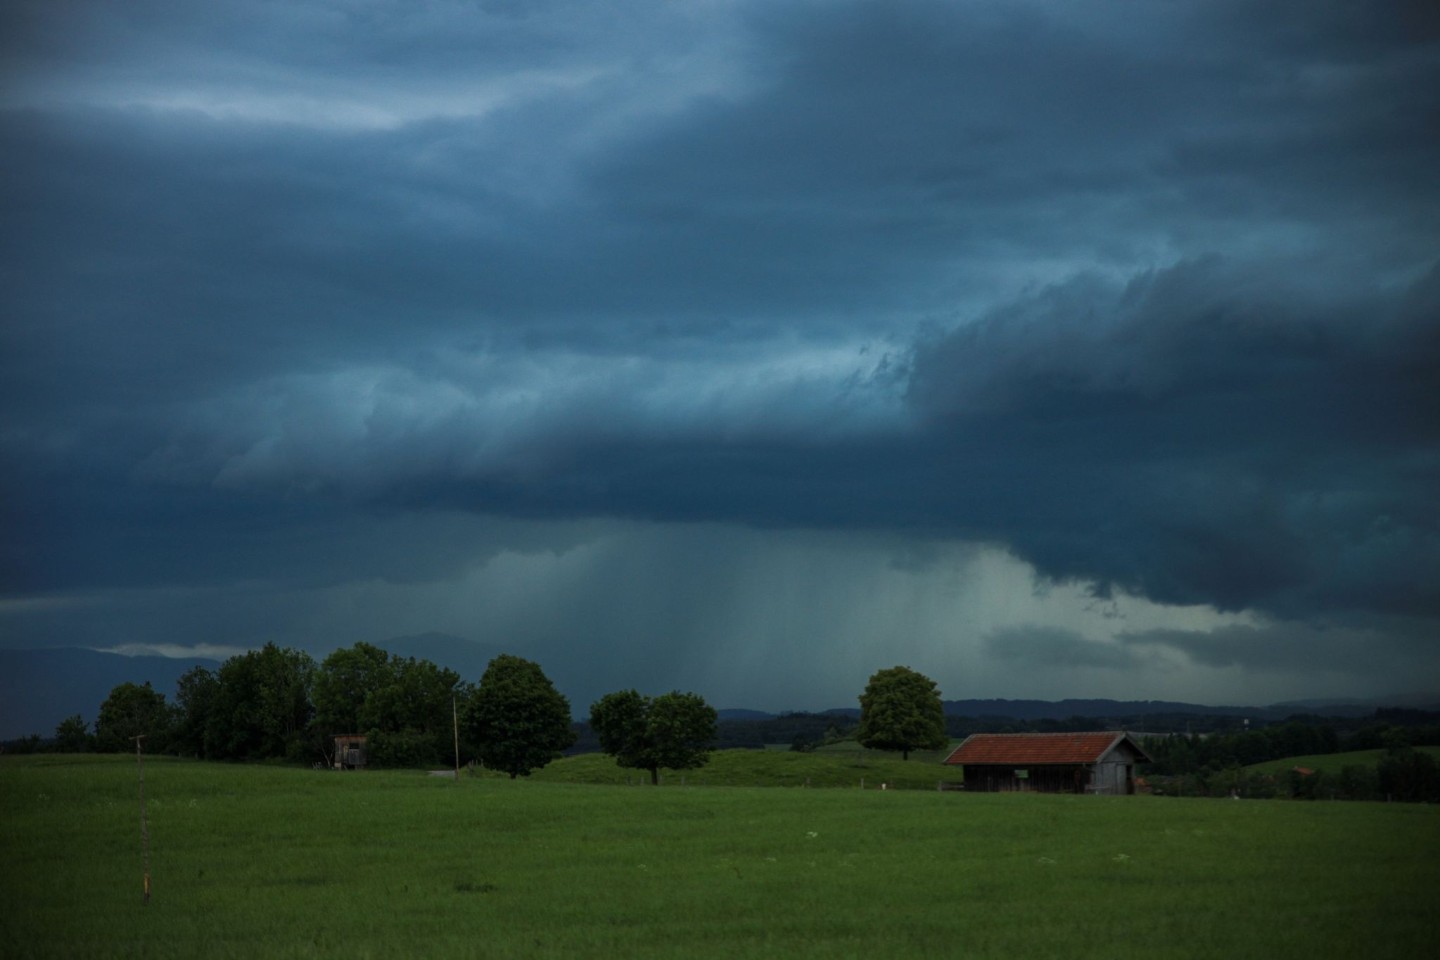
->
[506,744,957,789]
[1245,745,1440,777]
[3,753,1437,959]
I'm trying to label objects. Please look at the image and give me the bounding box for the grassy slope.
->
[508,745,959,789]
[4,755,1438,960]
[1245,745,1440,776]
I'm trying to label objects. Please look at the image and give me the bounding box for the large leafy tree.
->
[173,666,219,758]
[589,690,717,785]
[95,681,174,752]
[857,665,947,760]
[465,654,575,779]
[207,643,315,761]
[312,643,463,767]
[364,655,463,767]
[312,642,394,736]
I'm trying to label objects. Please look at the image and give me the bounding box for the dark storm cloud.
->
[1119,622,1422,678]
[906,257,1440,621]
[8,0,1435,419]
[983,626,1140,671]
[590,0,1440,280]
[382,257,1434,627]
[2,0,1438,670]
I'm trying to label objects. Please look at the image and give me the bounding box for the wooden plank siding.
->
[962,764,1089,793]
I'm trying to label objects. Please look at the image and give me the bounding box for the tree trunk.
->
[649,767,659,786]
[903,749,910,761]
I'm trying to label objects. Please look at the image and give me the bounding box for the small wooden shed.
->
[332,734,368,770]
[943,732,1150,795]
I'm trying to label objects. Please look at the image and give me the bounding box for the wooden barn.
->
[332,734,368,770]
[943,732,1150,795]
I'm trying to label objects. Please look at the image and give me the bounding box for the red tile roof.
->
[943,732,1148,766]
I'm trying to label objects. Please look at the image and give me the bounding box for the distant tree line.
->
[1140,718,1440,776]
[1142,721,1340,774]
[27,642,721,781]
[1139,718,1440,803]
[1140,747,1440,804]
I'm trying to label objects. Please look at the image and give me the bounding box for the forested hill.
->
[942,698,1261,720]
[939,697,1438,723]
[722,697,1413,728]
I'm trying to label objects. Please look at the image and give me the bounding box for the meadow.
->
[1245,745,1440,777]
[2,753,1437,959]
[493,743,957,789]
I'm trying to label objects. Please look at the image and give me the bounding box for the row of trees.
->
[1140,719,1440,776]
[66,643,460,765]
[55,655,947,777]
[1146,746,1440,803]
[57,642,733,781]
[1140,722,1341,775]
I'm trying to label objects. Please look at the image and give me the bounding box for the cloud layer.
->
[2,0,1437,707]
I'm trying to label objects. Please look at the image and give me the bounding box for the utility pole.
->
[452,695,460,781]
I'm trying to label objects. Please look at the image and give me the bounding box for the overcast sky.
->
[3,0,1438,712]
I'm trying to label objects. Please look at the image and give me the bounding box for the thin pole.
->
[134,734,150,905]
[452,695,460,781]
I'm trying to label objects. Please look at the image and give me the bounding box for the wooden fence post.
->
[134,734,150,906]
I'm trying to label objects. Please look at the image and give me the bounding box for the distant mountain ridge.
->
[718,695,1440,724]
[957,695,1440,720]
[0,647,222,741]
[942,697,1261,720]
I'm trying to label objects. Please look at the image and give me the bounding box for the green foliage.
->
[94,681,174,752]
[52,714,91,753]
[4,755,1440,959]
[1145,723,1300,774]
[1377,747,1440,803]
[1335,764,1380,801]
[1248,747,1420,778]
[465,654,574,779]
[1146,746,1440,801]
[1287,767,1326,800]
[789,732,818,752]
[312,642,393,736]
[312,643,462,767]
[856,665,947,760]
[172,666,219,758]
[590,689,717,785]
[1148,765,1284,800]
[365,729,434,768]
[86,640,469,767]
[205,644,315,761]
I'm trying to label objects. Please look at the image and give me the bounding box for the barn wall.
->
[1092,761,1127,794]
[1091,745,1143,794]
[961,764,1090,793]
